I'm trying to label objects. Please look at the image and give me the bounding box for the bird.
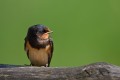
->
[24,24,53,67]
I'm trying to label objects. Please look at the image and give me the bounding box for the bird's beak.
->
[46,31,53,34]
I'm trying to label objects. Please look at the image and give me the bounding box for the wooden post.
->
[0,62,120,80]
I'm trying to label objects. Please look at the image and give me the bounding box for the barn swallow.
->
[24,24,53,67]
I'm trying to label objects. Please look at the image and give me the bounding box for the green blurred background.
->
[0,0,120,67]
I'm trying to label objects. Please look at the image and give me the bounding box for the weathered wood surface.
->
[0,62,120,80]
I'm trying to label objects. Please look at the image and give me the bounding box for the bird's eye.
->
[43,30,47,33]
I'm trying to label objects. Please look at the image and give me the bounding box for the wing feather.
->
[48,38,54,67]
[24,37,29,59]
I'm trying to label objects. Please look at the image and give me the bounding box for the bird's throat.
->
[37,33,49,40]
[37,38,49,45]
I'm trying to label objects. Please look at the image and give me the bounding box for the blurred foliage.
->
[0,0,120,67]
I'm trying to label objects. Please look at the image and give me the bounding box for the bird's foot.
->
[45,64,48,67]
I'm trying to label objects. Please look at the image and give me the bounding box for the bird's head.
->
[27,24,53,40]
